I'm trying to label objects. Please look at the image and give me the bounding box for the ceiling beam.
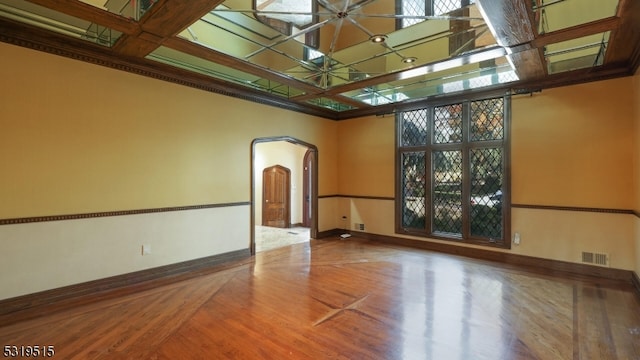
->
[475,0,546,81]
[509,48,546,80]
[475,0,536,46]
[604,0,640,68]
[112,32,163,58]
[112,0,225,58]
[140,0,223,38]
[24,0,139,35]
[531,17,620,49]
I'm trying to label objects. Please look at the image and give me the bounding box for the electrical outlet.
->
[513,233,520,245]
[142,244,151,255]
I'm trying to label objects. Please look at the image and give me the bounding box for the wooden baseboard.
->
[316,228,346,239]
[348,230,634,283]
[0,249,252,326]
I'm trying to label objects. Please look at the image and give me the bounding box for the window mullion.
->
[425,108,433,234]
[461,101,471,240]
[426,0,434,16]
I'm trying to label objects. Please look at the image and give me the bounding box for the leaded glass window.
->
[397,95,510,247]
[397,0,475,28]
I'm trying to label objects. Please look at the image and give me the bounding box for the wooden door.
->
[302,149,314,227]
[262,165,290,228]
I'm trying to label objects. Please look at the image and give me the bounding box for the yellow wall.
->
[511,78,635,270]
[0,42,338,218]
[0,42,338,299]
[337,115,395,197]
[337,77,637,270]
[512,78,633,209]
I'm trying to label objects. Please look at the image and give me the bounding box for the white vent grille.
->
[581,251,609,267]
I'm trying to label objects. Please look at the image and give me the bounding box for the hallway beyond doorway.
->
[255,225,310,252]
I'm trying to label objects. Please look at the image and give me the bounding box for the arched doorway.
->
[251,137,318,254]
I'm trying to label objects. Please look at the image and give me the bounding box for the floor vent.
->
[581,251,609,267]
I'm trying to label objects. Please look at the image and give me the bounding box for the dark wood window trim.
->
[395,93,511,249]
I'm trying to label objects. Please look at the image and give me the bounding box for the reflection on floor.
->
[255,225,310,252]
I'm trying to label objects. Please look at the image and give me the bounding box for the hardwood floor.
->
[1,238,639,359]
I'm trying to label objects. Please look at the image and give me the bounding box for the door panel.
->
[262,165,290,228]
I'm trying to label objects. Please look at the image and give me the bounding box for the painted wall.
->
[0,42,338,299]
[511,77,634,269]
[254,141,309,226]
[337,77,636,270]
[634,68,640,276]
[511,78,633,209]
[337,115,395,197]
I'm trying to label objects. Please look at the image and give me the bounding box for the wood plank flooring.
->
[1,238,639,359]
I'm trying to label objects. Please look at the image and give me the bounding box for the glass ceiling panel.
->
[534,0,619,34]
[147,46,306,98]
[78,0,157,20]
[545,32,610,74]
[0,0,122,46]
[180,1,497,90]
[306,97,357,112]
[341,56,519,105]
[254,0,313,27]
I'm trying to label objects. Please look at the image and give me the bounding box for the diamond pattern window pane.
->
[401,152,427,229]
[470,98,504,142]
[400,0,466,27]
[432,150,462,235]
[434,104,463,143]
[470,148,503,239]
[401,109,428,146]
[397,95,508,245]
[433,0,463,16]
[401,0,425,28]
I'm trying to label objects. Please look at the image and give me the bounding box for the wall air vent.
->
[581,251,609,267]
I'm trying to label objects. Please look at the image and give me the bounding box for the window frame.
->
[395,92,511,248]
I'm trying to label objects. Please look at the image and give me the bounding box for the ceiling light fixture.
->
[370,34,387,44]
[402,57,417,64]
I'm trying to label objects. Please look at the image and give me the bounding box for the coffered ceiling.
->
[0,0,638,120]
